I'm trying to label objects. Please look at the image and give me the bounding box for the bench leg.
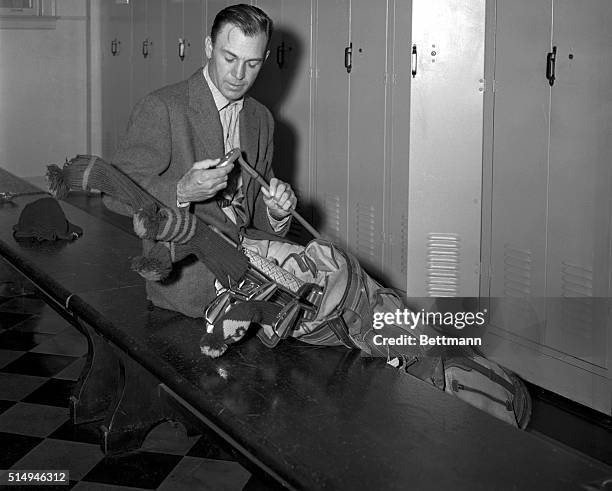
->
[70,322,121,424]
[100,350,167,455]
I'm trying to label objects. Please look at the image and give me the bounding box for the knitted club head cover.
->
[133,204,196,244]
[48,156,249,287]
[132,205,248,286]
[200,300,281,358]
[130,242,173,282]
[47,155,153,212]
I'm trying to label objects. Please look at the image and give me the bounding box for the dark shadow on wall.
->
[249,27,322,245]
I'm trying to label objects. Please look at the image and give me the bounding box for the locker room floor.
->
[0,266,610,490]
[0,267,279,491]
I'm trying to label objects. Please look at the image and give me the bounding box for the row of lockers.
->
[99,0,486,294]
[483,0,612,414]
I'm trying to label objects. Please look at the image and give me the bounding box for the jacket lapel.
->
[187,69,224,160]
[240,97,261,219]
[186,69,235,228]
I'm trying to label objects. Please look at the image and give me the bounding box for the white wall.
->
[0,0,89,178]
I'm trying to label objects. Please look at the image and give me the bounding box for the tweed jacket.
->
[112,69,289,317]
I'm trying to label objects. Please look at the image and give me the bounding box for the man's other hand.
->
[262,178,297,219]
[176,158,234,203]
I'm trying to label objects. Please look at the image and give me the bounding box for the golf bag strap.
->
[444,356,515,394]
[325,316,358,349]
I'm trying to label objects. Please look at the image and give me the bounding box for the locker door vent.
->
[560,262,594,338]
[323,194,342,244]
[426,233,460,297]
[503,245,532,297]
[355,202,376,261]
[560,262,593,298]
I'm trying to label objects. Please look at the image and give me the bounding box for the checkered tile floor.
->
[0,265,272,490]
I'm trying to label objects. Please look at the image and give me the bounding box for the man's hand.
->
[262,178,297,219]
[176,158,234,203]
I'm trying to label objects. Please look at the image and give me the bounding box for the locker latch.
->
[142,39,149,59]
[344,43,353,74]
[178,38,186,61]
[546,45,557,86]
[111,38,119,56]
[411,45,417,78]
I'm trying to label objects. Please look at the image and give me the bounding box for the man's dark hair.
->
[211,4,273,48]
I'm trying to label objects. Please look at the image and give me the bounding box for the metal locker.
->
[406,0,486,297]
[274,0,314,216]
[131,0,165,114]
[313,0,350,249]
[131,0,164,100]
[485,0,612,414]
[182,0,205,76]
[347,0,388,278]
[384,0,413,291]
[164,0,185,85]
[252,0,315,243]
[250,0,284,113]
[131,0,148,105]
[145,0,165,94]
[544,0,612,368]
[100,0,132,160]
[488,0,551,339]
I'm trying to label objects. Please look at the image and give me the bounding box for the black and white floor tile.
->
[0,265,272,490]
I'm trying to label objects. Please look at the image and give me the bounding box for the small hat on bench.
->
[13,197,82,241]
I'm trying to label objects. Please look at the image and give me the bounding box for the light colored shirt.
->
[202,64,288,231]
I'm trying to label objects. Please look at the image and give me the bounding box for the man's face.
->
[205,23,269,101]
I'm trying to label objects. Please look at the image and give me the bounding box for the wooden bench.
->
[1,169,611,490]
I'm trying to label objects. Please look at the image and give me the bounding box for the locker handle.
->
[546,45,557,86]
[142,39,149,59]
[111,38,119,56]
[411,44,417,78]
[178,38,186,61]
[344,42,353,74]
[277,42,285,69]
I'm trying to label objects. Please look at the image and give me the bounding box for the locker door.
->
[407,0,486,297]
[488,0,551,338]
[165,0,185,85]
[131,0,148,105]
[276,0,313,204]
[146,0,165,94]
[101,0,132,159]
[313,0,350,248]
[250,0,314,244]
[132,1,165,107]
[183,0,205,77]
[347,0,388,276]
[384,0,412,291]
[545,0,612,367]
[250,0,283,112]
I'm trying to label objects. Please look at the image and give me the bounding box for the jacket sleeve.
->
[111,94,175,207]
